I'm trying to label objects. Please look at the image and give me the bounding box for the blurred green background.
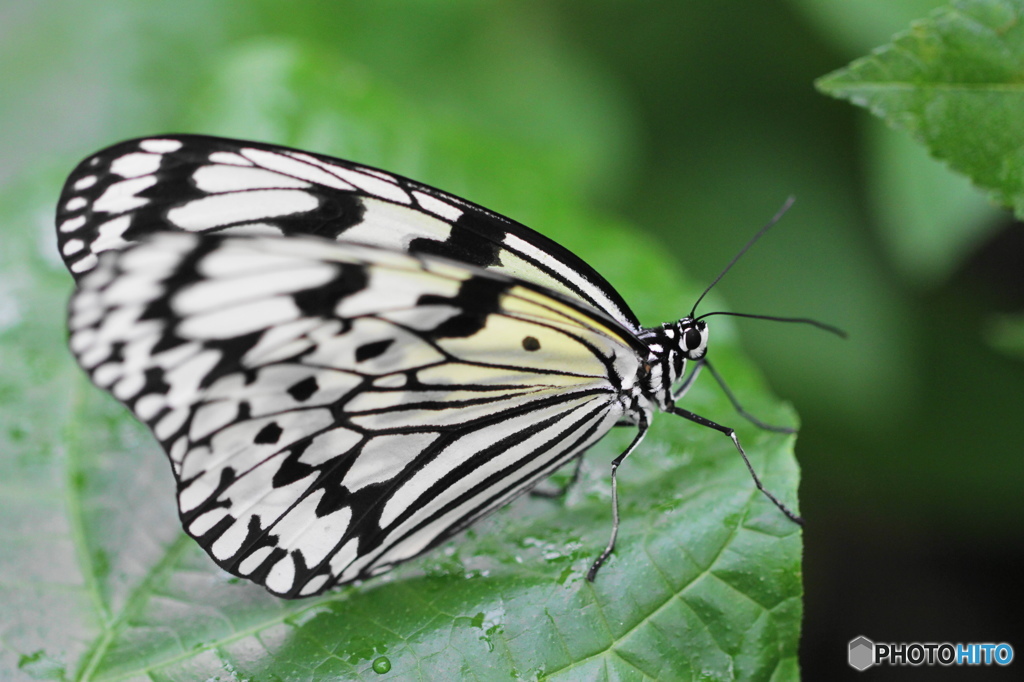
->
[2,1,1022,678]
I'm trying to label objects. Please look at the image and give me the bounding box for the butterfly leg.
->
[537,418,643,498]
[587,415,650,582]
[531,455,585,499]
[701,358,796,434]
[672,358,705,402]
[670,406,803,525]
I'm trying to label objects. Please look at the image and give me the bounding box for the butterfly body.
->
[58,136,776,598]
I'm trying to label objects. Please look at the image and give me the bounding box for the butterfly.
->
[57,135,820,598]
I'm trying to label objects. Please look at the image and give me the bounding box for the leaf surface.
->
[818,0,1024,218]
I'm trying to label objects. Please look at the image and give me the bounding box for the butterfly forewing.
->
[68,232,639,597]
[57,135,639,331]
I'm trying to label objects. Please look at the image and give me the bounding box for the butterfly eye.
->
[685,328,703,350]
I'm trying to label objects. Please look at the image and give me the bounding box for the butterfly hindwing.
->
[69,232,640,597]
[57,135,639,331]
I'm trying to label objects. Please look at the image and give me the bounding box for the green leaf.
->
[817,0,1024,218]
[1,20,802,682]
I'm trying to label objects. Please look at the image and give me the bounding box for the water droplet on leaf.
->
[372,656,391,674]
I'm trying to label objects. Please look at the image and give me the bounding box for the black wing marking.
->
[57,135,640,330]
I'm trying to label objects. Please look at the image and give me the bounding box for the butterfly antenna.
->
[696,311,847,339]
[689,196,796,318]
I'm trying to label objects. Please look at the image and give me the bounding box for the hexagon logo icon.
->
[849,636,875,671]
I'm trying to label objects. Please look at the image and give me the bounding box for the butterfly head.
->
[675,317,709,362]
[637,318,708,411]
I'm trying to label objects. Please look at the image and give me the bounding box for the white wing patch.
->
[93,176,156,213]
[73,175,98,190]
[110,152,163,178]
[60,215,87,233]
[139,138,183,153]
[167,190,321,230]
[191,165,312,193]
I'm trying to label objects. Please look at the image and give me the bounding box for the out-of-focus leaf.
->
[817,0,1024,219]
[796,0,1004,285]
[185,39,431,171]
[0,1,231,186]
[241,1,635,200]
[865,116,1004,285]
[986,313,1024,359]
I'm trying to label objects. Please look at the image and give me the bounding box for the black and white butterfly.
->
[57,135,816,598]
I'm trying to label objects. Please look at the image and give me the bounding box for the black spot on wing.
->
[287,376,319,401]
[522,336,540,351]
[355,339,394,362]
[255,421,283,444]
